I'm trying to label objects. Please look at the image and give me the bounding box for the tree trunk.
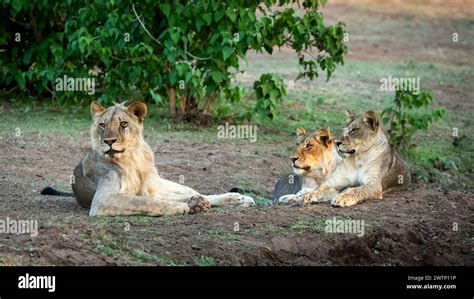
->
[167,88,176,118]
[178,94,186,115]
[203,92,217,114]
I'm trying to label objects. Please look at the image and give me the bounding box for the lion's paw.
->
[297,193,314,205]
[239,195,256,207]
[331,193,357,207]
[278,194,299,204]
[297,191,327,205]
[188,195,211,214]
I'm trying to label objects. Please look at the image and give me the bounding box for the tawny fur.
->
[277,128,342,204]
[73,101,255,217]
[298,111,411,207]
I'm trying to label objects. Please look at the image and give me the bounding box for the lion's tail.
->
[41,187,74,197]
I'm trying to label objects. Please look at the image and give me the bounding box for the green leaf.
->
[203,13,212,25]
[211,71,224,84]
[150,89,162,105]
[160,4,171,18]
[195,18,205,31]
[11,0,23,15]
[227,10,237,22]
[169,70,178,85]
[214,11,224,22]
[170,30,180,45]
[15,73,25,90]
[23,49,33,65]
[222,47,233,61]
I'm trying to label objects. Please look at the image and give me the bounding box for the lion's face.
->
[90,101,147,160]
[290,128,333,176]
[335,111,380,158]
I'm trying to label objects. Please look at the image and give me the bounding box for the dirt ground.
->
[0,132,472,266]
[0,0,473,266]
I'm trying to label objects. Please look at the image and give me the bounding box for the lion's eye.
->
[350,128,359,134]
[120,121,128,128]
[98,123,105,129]
[305,143,313,149]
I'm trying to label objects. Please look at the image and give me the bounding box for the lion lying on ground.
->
[297,111,411,207]
[42,101,254,216]
[274,128,342,203]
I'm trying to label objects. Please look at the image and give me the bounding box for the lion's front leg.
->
[153,177,201,202]
[205,193,255,207]
[278,187,313,204]
[297,171,352,205]
[90,194,211,216]
[297,184,337,204]
[154,177,254,207]
[331,182,383,207]
[90,194,189,216]
[278,194,298,204]
[89,175,209,216]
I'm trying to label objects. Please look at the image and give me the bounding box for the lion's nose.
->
[334,140,342,147]
[291,157,298,164]
[103,138,117,146]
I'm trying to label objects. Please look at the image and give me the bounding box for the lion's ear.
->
[296,127,307,137]
[90,101,105,118]
[346,110,355,122]
[128,102,147,123]
[364,111,379,131]
[315,128,332,147]
[296,127,307,142]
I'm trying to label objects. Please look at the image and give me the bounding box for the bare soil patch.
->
[0,133,472,266]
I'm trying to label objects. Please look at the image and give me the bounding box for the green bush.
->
[0,0,347,121]
[254,73,286,119]
[381,82,445,147]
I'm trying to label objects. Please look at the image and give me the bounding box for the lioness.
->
[43,101,255,216]
[275,128,341,203]
[298,111,411,207]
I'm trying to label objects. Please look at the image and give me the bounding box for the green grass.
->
[95,233,181,265]
[290,218,312,231]
[195,256,216,266]
[206,230,242,242]
[290,217,327,233]
[313,218,327,233]
[289,216,376,234]
[403,141,473,188]
[131,249,181,266]
[0,104,90,134]
[246,223,288,236]
[95,234,131,260]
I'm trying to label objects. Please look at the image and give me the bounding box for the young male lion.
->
[42,101,254,216]
[298,111,411,207]
[275,128,342,204]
